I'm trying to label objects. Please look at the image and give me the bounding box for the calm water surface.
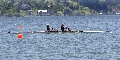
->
[0,16,120,60]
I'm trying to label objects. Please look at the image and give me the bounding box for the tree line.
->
[0,0,120,16]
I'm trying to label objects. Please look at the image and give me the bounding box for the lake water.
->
[0,15,120,60]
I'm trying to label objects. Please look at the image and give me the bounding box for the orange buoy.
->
[19,25,22,29]
[17,34,22,39]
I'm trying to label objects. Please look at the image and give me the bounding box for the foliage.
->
[0,0,120,16]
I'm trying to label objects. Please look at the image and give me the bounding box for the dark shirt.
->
[46,25,50,31]
[61,26,64,32]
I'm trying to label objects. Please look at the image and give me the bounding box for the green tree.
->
[116,4,120,12]
[64,7,72,16]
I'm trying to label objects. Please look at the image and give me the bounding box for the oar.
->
[8,31,34,34]
[78,30,112,33]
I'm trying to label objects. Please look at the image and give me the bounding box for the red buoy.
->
[17,34,22,39]
[19,25,22,29]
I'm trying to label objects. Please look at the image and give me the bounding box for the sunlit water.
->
[0,15,120,60]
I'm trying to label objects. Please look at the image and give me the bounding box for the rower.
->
[61,24,69,32]
[65,27,71,31]
[53,28,58,32]
[61,24,65,32]
[51,28,58,32]
[8,31,10,33]
[46,24,50,32]
[67,28,71,31]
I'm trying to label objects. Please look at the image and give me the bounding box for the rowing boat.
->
[35,30,111,33]
[8,30,112,34]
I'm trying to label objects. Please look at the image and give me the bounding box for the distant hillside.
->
[71,0,120,5]
[72,0,120,13]
[0,0,120,16]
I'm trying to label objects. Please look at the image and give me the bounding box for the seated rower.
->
[51,28,58,32]
[61,24,67,32]
[65,27,71,31]
[61,24,71,32]
[53,28,58,32]
[68,28,71,31]
[46,24,50,32]
[61,24,64,32]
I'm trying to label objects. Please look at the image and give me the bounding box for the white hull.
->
[9,30,111,34]
[36,30,110,33]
